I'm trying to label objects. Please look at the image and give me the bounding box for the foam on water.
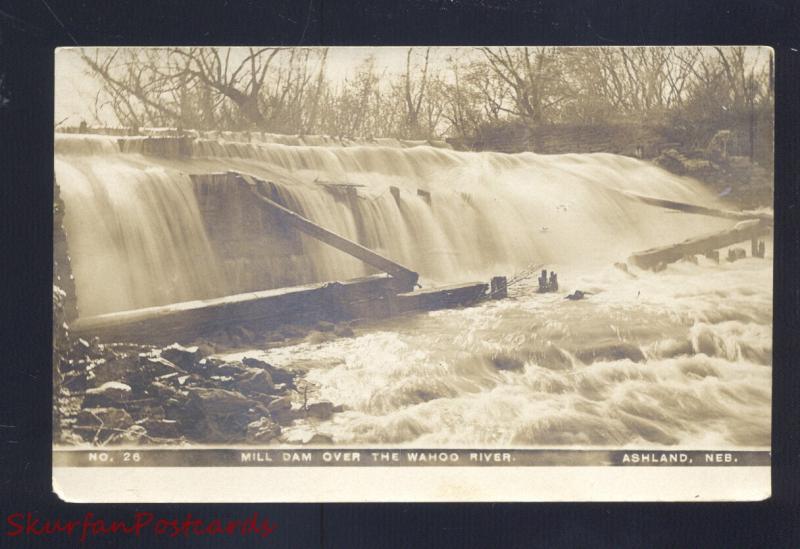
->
[54,133,771,447]
[229,255,771,448]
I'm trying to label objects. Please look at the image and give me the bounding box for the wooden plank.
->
[628,219,770,270]
[620,190,773,223]
[235,172,420,288]
[394,282,488,312]
[74,274,413,345]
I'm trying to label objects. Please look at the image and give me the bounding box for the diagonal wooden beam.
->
[234,172,420,288]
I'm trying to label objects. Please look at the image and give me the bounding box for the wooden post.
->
[237,173,419,288]
[490,276,508,299]
[390,186,401,201]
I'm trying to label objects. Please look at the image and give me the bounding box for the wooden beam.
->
[394,282,488,312]
[620,190,773,223]
[235,172,420,288]
[73,274,414,345]
[629,219,770,270]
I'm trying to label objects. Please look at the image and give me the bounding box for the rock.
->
[188,387,255,416]
[126,402,166,421]
[160,343,200,370]
[215,361,248,377]
[237,368,274,395]
[139,418,180,438]
[85,355,139,387]
[242,357,296,387]
[83,381,132,407]
[148,380,183,400]
[246,416,281,443]
[195,342,216,359]
[267,395,293,412]
[62,370,88,392]
[184,388,263,442]
[76,407,134,431]
[305,433,334,445]
[306,401,335,420]
[565,290,592,301]
[140,355,184,375]
[120,425,148,444]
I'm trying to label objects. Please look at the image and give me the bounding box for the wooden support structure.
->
[394,282,488,313]
[629,219,770,270]
[69,170,509,345]
[620,190,773,223]
[490,276,508,299]
[73,275,414,345]
[234,172,420,288]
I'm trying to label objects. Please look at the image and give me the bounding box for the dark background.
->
[1,0,798,546]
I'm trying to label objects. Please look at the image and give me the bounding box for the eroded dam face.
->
[54,132,731,319]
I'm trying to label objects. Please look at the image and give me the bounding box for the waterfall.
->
[54,133,732,317]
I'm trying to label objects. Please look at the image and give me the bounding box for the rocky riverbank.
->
[53,286,343,447]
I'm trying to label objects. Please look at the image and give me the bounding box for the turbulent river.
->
[54,132,772,448]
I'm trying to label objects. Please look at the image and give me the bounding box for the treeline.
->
[80,46,773,142]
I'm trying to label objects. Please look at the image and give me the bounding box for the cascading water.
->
[54,133,771,448]
[56,133,731,315]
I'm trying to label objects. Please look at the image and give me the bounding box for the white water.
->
[54,134,771,447]
[228,256,772,448]
[56,134,732,315]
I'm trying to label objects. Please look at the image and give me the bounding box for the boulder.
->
[267,395,292,413]
[83,381,132,407]
[306,401,335,420]
[85,355,139,387]
[139,355,184,376]
[139,418,180,439]
[160,343,200,370]
[246,416,281,443]
[188,387,255,417]
[76,407,134,431]
[242,357,296,387]
[126,402,166,421]
[148,380,183,401]
[182,387,268,442]
[237,368,274,395]
[119,424,148,445]
[214,361,249,377]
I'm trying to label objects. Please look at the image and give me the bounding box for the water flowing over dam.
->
[55,133,730,317]
[53,132,771,448]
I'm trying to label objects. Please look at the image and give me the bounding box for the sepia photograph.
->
[51,45,773,501]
